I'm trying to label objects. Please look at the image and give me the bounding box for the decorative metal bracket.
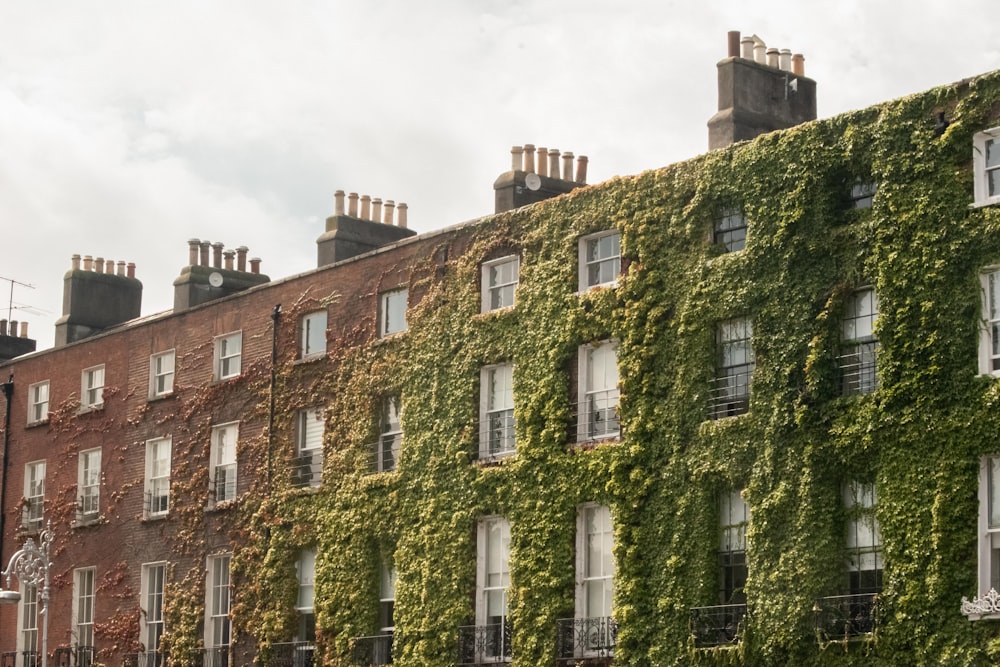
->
[961,588,1000,618]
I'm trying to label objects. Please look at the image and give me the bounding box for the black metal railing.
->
[290,450,323,488]
[707,369,752,420]
[457,621,512,665]
[350,633,393,666]
[12,652,37,667]
[54,646,93,667]
[814,593,879,640]
[0,652,13,667]
[556,617,617,659]
[690,603,748,648]
[124,652,164,667]
[839,343,877,396]
[202,646,231,667]
[260,642,315,667]
[144,490,169,517]
[214,465,237,502]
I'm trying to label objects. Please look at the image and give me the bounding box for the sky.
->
[1,1,998,351]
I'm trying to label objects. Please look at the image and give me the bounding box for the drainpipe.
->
[0,374,13,561]
[268,306,281,495]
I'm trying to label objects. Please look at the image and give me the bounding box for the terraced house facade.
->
[2,32,1000,667]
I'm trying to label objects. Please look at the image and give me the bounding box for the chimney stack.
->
[708,30,817,150]
[316,189,417,267]
[172,240,269,311]
[54,254,142,347]
[0,316,36,361]
[494,143,589,213]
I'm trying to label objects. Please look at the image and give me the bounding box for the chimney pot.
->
[212,242,224,268]
[0,320,7,336]
[792,53,805,76]
[510,146,524,171]
[348,192,359,217]
[372,198,383,224]
[727,31,741,58]
[576,155,588,184]
[562,151,574,180]
[188,239,200,266]
[766,47,779,68]
[249,258,261,275]
[523,144,536,173]
[117,260,126,276]
[236,246,248,272]
[537,147,549,177]
[9,320,16,337]
[127,262,136,279]
[397,203,408,229]
[200,241,210,267]
[71,254,81,271]
[383,200,395,225]
[360,195,371,221]
[19,321,27,338]
[741,36,754,59]
[779,49,792,71]
[334,190,346,216]
[753,39,766,64]
[224,250,235,270]
[95,257,105,274]
[548,149,560,179]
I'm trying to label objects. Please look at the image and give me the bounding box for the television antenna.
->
[0,275,41,326]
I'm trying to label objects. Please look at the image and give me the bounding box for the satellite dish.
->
[525,173,542,191]
[209,272,224,288]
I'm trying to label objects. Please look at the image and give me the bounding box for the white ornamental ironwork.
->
[961,588,1000,619]
[1,522,53,667]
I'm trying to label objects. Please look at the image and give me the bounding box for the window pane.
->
[989,457,1000,529]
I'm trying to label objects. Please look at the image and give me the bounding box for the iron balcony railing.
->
[814,593,880,640]
[838,342,878,396]
[457,621,512,665]
[370,433,402,473]
[482,409,515,457]
[707,368,752,420]
[570,393,621,443]
[259,641,315,667]
[54,645,94,667]
[555,616,617,660]
[144,489,169,517]
[202,646,231,667]
[350,633,393,666]
[290,450,323,488]
[123,652,164,667]
[690,603,748,648]
[1,652,37,667]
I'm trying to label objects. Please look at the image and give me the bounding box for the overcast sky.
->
[1,1,998,350]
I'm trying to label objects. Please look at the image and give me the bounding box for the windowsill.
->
[213,374,242,385]
[571,435,621,450]
[479,304,516,317]
[73,515,104,529]
[294,354,327,366]
[148,392,175,403]
[970,199,1000,209]
[577,281,618,295]
[476,451,515,466]
[142,513,169,523]
[78,403,104,415]
[206,498,238,512]
[25,418,49,429]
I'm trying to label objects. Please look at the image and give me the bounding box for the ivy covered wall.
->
[220,70,1000,667]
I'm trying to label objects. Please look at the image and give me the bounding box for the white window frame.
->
[296,549,317,644]
[378,396,402,472]
[214,332,243,381]
[145,438,171,518]
[480,363,515,458]
[205,554,232,651]
[380,564,397,634]
[844,481,882,595]
[23,460,45,530]
[15,581,38,658]
[980,269,1000,377]
[27,380,49,425]
[78,448,101,522]
[578,230,621,291]
[974,127,1000,208]
[710,319,755,420]
[300,311,328,359]
[720,489,750,604]
[577,342,620,442]
[81,364,105,410]
[576,504,615,623]
[379,288,408,337]
[73,567,96,649]
[476,517,511,634]
[481,255,519,313]
[140,562,166,655]
[293,408,324,487]
[149,350,175,398]
[840,288,879,395]
[714,208,747,252]
[211,422,238,503]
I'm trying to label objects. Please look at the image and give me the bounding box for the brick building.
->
[2,32,1000,667]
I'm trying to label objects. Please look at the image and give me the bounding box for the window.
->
[720,490,749,604]
[378,396,402,472]
[579,504,615,619]
[974,127,1000,207]
[482,256,519,312]
[476,517,511,660]
[965,456,1000,619]
[297,549,317,645]
[480,364,515,457]
[17,582,38,660]
[81,365,105,409]
[980,270,1000,376]
[576,342,620,441]
[714,208,747,252]
[848,181,877,210]
[211,422,238,503]
[214,332,242,380]
[205,555,232,652]
[579,231,620,291]
[23,460,45,530]
[380,564,396,634]
[27,380,48,424]
[379,289,408,337]
[73,567,96,650]
[78,448,101,521]
[844,481,882,595]
[300,311,327,358]
[141,562,166,657]
[149,351,175,398]
[293,408,324,487]
[709,319,754,419]
[145,438,171,518]
[840,289,878,395]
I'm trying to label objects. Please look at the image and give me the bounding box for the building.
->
[1,31,1000,667]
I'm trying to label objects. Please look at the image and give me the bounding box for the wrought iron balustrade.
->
[259,642,315,667]
[457,621,512,665]
[124,652,164,667]
[838,343,878,396]
[290,450,323,487]
[814,593,879,639]
[570,395,622,443]
[556,616,617,659]
[54,646,93,667]
[144,490,169,517]
[350,633,393,666]
[707,370,752,420]
[202,646,231,667]
[690,603,747,647]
